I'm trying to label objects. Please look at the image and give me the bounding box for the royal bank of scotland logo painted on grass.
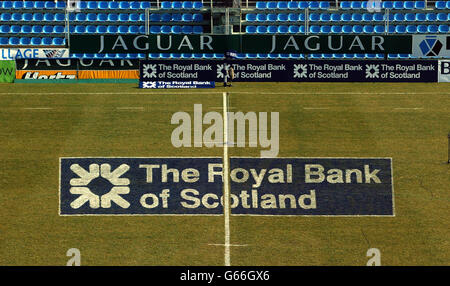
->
[60,157,394,216]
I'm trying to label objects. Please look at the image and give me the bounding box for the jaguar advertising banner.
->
[139,60,438,83]
[70,34,412,54]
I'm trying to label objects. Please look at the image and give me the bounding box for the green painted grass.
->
[0,82,449,265]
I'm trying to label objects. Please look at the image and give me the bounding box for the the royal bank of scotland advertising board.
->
[139,60,437,83]
[60,157,394,216]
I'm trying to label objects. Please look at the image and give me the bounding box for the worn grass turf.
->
[0,82,449,265]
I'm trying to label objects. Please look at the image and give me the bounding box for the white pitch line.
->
[23,107,52,110]
[208,244,249,247]
[223,91,231,267]
[393,107,424,110]
[116,107,144,110]
[303,107,330,110]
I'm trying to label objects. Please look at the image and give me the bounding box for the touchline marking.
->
[303,107,330,110]
[222,91,231,267]
[116,107,144,110]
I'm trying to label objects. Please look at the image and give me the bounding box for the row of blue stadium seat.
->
[0,37,65,45]
[245,24,450,34]
[255,1,449,10]
[0,1,204,10]
[0,12,204,22]
[245,12,450,22]
[0,24,204,34]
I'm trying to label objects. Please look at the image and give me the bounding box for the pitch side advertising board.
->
[412,35,450,58]
[60,157,394,216]
[438,60,450,82]
[139,60,438,84]
[0,48,68,60]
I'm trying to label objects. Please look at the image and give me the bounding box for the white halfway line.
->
[223,91,231,267]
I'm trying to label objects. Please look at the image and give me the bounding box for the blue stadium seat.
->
[373,13,384,22]
[404,13,415,21]
[308,1,320,9]
[341,14,352,22]
[426,13,437,21]
[256,2,266,9]
[11,13,22,21]
[246,26,257,34]
[0,13,11,21]
[436,13,447,21]
[320,25,331,33]
[256,26,267,33]
[182,13,193,22]
[406,25,417,33]
[277,2,288,9]
[161,13,172,22]
[52,26,64,34]
[108,14,119,21]
[119,14,129,22]
[96,26,107,34]
[118,26,129,33]
[278,25,288,33]
[351,13,362,21]
[414,1,425,9]
[182,25,193,34]
[10,25,20,33]
[75,13,87,21]
[288,1,299,9]
[109,2,119,9]
[267,14,277,21]
[43,25,53,33]
[23,1,35,9]
[140,2,151,9]
[74,26,86,34]
[363,25,374,33]
[340,1,352,9]
[0,25,10,33]
[33,13,44,22]
[30,37,41,45]
[351,1,362,9]
[331,25,342,33]
[298,1,309,9]
[193,2,203,9]
[309,13,320,21]
[395,25,406,33]
[119,1,130,9]
[172,1,183,9]
[8,37,19,45]
[129,25,139,33]
[403,1,414,9]
[12,1,24,9]
[342,25,353,33]
[320,13,330,22]
[182,1,193,9]
[54,13,65,22]
[394,13,405,21]
[278,13,288,21]
[330,13,340,21]
[2,1,13,9]
[319,1,330,9]
[447,1,450,9]
[150,13,161,22]
[161,25,172,33]
[267,25,277,33]
[193,26,203,34]
[150,26,161,33]
[286,13,297,21]
[246,14,256,22]
[87,13,98,22]
[435,1,446,9]
[97,13,108,21]
[31,25,42,33]
[87,1,98,10]
[382,1,394,9]
[52,38,65,45]
[41,38,53,46]
[415,13,426,21]
[85,25,97,33]
[107,26,118,34]
[267,2,277,9]
[171,26,181,34]
[309,25,320,33]
[353,25,363,33]
[417,25,427,33]
[193,13,203,22]
[438,24,449,33]
[97,1,108,9]
[43,13,55,22]
[172,13,182,21]
[129,2,141,9]
[288,25,299,33]
[427,25,438,33]
[129,13,140,21]
[0,37,8,45]
[256,14,266,22]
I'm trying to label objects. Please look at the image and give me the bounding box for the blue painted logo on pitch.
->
[60,157,394,216]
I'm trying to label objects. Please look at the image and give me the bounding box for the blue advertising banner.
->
[139,80,215,89]
[60,157,394,216]
[139,59,438,83]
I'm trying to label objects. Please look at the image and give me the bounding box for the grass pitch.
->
[0,82,449,265]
